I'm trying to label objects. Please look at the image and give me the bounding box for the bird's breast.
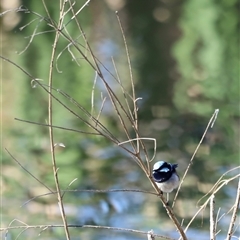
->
[156,173,179,193]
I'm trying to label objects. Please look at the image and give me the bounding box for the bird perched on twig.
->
[152,161,180,201]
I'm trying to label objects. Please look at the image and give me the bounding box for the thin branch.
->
[14,118,101,135]
[5,219,29,240]
[5,148,53,193]
[91,71,98,116]
[95,95,107,127]
[61,178,78,199]
[226,177,240,240]
[18,17,45,55]
[0,5,28,16]
[30,79,122,147]
[53,13,140,155]
[0,56,37,79]
[118,137,157,162]
[214,207,221,237]
[22,188,158,207]
[0,224,175,240]
[19,17,40,31]
[197,166,240,206]
[111,56,135,119]
[0,56,135,156]
[63,28,151,170]
[184,170,240,233]
[116,11,154,173]
[172,109,220,208]
[53,87,120,143]
[64,0,91,28]
[209,194,216,240]
[43,0,70,239]
[115,11,136,124]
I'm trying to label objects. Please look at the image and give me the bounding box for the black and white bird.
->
[152,161,180,195]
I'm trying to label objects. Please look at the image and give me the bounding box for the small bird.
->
[152,161,180,194]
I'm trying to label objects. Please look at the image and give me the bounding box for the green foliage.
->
[172,0,239,166]
[172,0,239,117]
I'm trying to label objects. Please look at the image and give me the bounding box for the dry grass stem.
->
[184,168,240,233]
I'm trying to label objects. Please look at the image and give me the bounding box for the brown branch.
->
[0,224,175,240]
[209,194,216,240]
[226,177,240,240]
[14,118,101,135]
[42,0,70,239]
[5,149,53,193]
[22,188,158,207]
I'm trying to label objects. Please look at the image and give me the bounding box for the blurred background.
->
[1,0,239,239]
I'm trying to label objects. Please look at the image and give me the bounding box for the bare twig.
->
[22,188,158,207]
[118,138,157,162]
[111,56,135,121]
[184,169,240,233]
[61,178,78,199]
[115,12,136,123]
[226,177,240,240]
[0,5,28,16]
[0,55,135,155]
[42,0,70,239]
[14,118,101,135]
[91,71,98,116]
[197,166,240,206]
[18,17,45,55]
[172,109,220,208]
[0,224,175,240]
[115,12,147,165]
[64,0,91,28]
[95,95,107,126]
[53,8,140,155]
[5,219,29,240]
[5,148,53,193]
[209,194,216,240]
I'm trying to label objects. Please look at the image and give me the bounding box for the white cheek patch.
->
[160,167,169,173]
